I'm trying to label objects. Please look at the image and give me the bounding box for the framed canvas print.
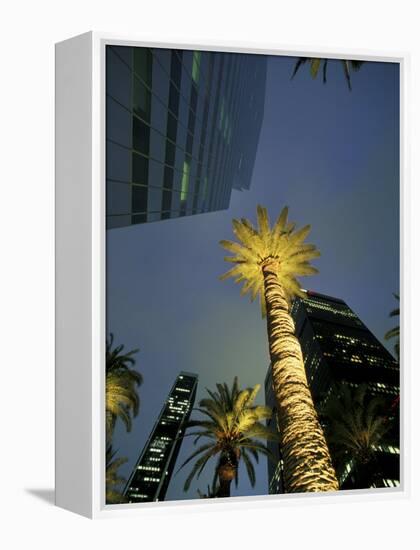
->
[55,32,407,518]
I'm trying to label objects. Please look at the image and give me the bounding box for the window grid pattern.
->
[106,45,267,228]
[124,373,198,503]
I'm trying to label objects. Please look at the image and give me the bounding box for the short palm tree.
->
[385,293,400,358]
[106,446,128,504]
[319,384,390,488]
[220,205,338,492]
[106,334,142,443]
[178,377,278,497]
[291,57,365,90]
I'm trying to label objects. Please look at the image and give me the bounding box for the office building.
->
[106,45,267,228]
[124,371,198,503]
[265,290,400,493]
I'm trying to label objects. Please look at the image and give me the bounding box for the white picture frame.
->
[55,31,409,519]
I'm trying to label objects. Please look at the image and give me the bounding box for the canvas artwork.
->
[105,46,400,505]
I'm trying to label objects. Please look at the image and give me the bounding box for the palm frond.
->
[290,56,365,90]
[310,58,322,79]
[322,383,392,474]
[106,446,128,504]
[242,449,256,487]
[176,442,217,476]
[183,448,217,492]
[220,206,320,316]
[106,335,142,440]
[290,58,308,79]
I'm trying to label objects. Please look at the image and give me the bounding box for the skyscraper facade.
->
[106,45,267,229]
[124,372,198,503]
[265,290,400,493]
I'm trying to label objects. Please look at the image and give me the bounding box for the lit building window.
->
[181,161,190,201]
[123,372,198,503]
[381,479,400,487]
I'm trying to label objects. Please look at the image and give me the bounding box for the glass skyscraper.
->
[124,371,198,503]
[265,290,400,493]
[106,46,267,228]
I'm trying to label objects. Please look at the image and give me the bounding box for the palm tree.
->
[106,445,128,504]
[291,57,365,90]
[385,293,400,358]
[220,205,338,493]
[319,384,390,488]
[178,377,278,498]
[106,334,142,443]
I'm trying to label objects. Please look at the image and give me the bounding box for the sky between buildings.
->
[107,54,399,501]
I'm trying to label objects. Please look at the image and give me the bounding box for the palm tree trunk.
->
[262,261,339,492]
[216,453,237,497]
[216,476,232,498]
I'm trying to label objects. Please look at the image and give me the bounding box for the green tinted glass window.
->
[133,48,152,85]
[192,51,201,84]
[181,161,190,200]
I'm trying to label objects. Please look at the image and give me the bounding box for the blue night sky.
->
[107,55,399,502]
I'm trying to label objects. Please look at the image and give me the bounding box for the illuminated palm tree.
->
[291,57,365,90]
[178,377,278,497]
[106,446,128,504]
[319,384,390,488]
[106,334,142,443]
[220,205,338,492]
[385,293,400,358]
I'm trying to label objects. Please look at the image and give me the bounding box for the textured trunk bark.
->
[262,261,339,493]
[216,452,237,497]
[216,476,233,498]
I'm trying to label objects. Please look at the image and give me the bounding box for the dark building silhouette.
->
[106,45,267,228]
[265,290,400,493]
[124,371,198,503]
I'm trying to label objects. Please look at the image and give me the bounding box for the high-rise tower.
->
[106,46,267,229]
[125,371,198,503]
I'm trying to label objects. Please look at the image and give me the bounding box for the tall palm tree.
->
[385,293,400,358]
[178,377,278,498]
[106,445,128,504]
[291,57,365,90]
[106,334,142,443]
[220,205,338,492]
[319,384,390,488]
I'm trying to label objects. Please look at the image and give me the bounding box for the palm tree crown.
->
[106,334,142,441]
[220,205,320,315]
[178,377,278,497]
[106,445,128,504]
[319,384,389,486]
[291,57,365,90]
